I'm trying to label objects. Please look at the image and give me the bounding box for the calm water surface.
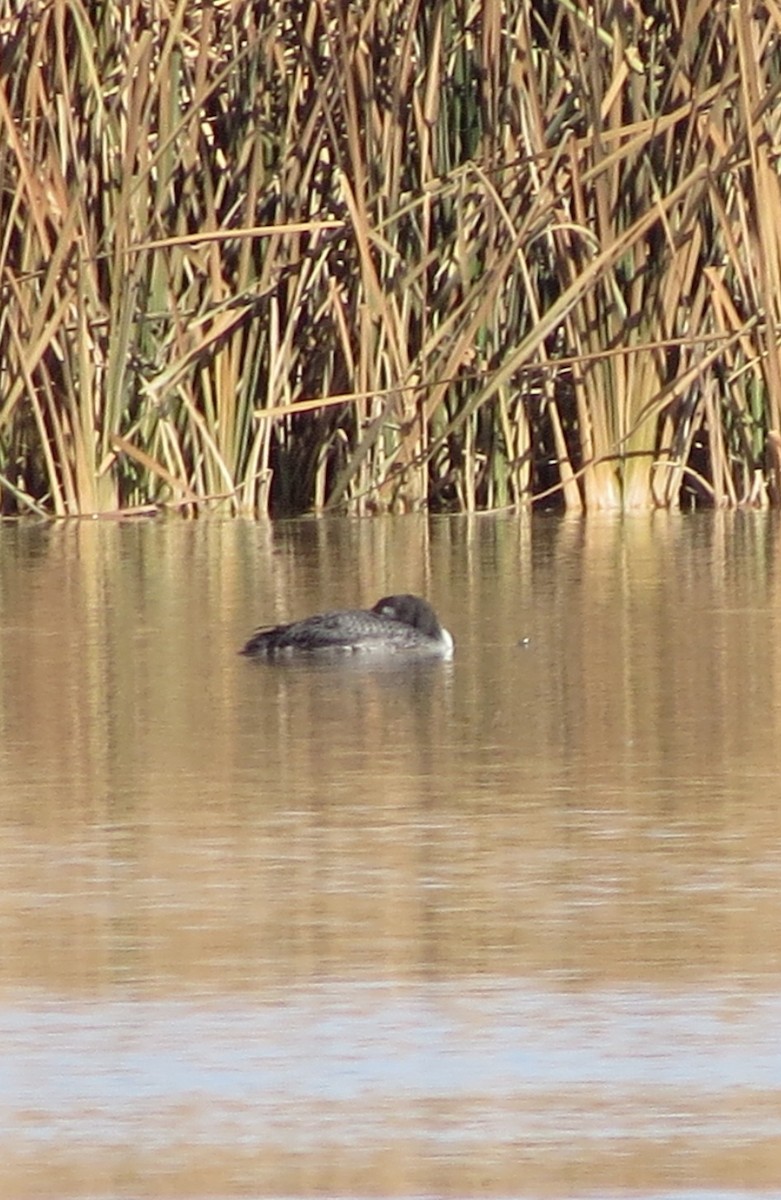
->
[1,513,781,1199]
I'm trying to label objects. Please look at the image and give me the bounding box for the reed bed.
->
[2,0,781,516]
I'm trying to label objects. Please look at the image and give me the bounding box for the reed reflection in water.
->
[1,512,781,1199]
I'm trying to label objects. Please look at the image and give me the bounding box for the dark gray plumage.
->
[240,593,454,659]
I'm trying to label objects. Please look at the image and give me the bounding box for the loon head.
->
[372,593,451,646]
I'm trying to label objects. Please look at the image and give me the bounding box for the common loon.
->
[240,593,454,659]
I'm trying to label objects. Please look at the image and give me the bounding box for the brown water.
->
[1,513,781,1199]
